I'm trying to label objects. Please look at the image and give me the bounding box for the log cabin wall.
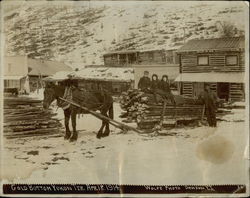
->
[182,82,193,97]
[182,82,244,101]
[229,83,245,101]
[180,51,245,73]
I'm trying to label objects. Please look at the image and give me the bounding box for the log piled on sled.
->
[3,97,63,139]
[119,89,204,129]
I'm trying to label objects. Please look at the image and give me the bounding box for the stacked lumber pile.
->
[3,97,63,139]
[120,89,204,129]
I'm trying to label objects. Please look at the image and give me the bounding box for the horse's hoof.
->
[96,134,102,139]
[64,135,70,140]
[102,133,109,137]
[69,137,77,142]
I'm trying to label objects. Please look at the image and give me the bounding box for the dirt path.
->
[1,105,247,186]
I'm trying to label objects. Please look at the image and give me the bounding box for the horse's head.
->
[43,84,57,109]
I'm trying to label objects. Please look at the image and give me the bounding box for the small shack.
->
[73,66,134,94]
[3,56,72,93]
[175,36,245,101]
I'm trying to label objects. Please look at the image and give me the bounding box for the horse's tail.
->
[108,103,114,119]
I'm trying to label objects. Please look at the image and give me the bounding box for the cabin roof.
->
[104,50,139,56]
[177,36,245,53]
[175,72,244,83]
[44,67,135,82]
[4,56,72,77]
[27,58,72,76]
[73,67,134,82]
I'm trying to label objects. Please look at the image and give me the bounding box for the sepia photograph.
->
[0,0,249,196]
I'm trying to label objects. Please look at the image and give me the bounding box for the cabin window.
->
[226,55,238,66]
[197,56,209,65]
[148,53,154,61]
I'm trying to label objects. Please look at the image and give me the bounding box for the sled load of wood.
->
[119,89,204,129]
[3,97,63,139]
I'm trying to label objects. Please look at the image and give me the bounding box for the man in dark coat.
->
[138,71,151,91]
[199,84,217,127]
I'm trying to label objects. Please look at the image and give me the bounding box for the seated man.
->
[138,70,151,92]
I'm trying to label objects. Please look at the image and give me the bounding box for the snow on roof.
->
[27,58,72,76]
[74,67,134,82]
[43,71,75,82]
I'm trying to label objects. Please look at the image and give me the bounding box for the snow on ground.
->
[29,88,44,100]
[1,103,248,186]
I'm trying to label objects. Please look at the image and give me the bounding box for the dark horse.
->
[43,83,113,141]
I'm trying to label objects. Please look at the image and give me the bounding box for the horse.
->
[43,83,114,141]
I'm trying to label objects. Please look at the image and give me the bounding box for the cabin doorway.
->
[217,83,230,101]
[193,82,204,98]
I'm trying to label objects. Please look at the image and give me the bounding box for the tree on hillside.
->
[215,21,243,38]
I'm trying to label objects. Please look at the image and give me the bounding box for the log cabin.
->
[175,36,245,102]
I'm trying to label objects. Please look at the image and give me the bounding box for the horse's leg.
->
[64,108,71,140]
[102,112,110,137]
[97,119,105,139]
[96,109,107,139]
[103,121,110,137]
[103,103,113,137]
[70,108,78,142]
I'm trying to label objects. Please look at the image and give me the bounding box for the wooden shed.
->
[175,36,245,101]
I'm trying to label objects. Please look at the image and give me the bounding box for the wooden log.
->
[3,127,61,135]
[4,118,60,126]
[4,114,57,121]
[4,130,62,139]
[59,97,143,133]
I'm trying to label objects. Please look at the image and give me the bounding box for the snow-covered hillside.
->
[3,1,246,69]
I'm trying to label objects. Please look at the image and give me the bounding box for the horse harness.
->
[57,86,104,111]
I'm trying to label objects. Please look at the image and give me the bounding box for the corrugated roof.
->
[27,58,72,76]
[175,72,244,83]
[177,36,245,52]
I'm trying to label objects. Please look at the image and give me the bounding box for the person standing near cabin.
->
[138,70,151,92]
[158,75,176,105]
[199,84,217,127]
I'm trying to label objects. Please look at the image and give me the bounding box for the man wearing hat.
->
[138,71,151,91]
[199,83,217,127]
[138,70,151,92]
